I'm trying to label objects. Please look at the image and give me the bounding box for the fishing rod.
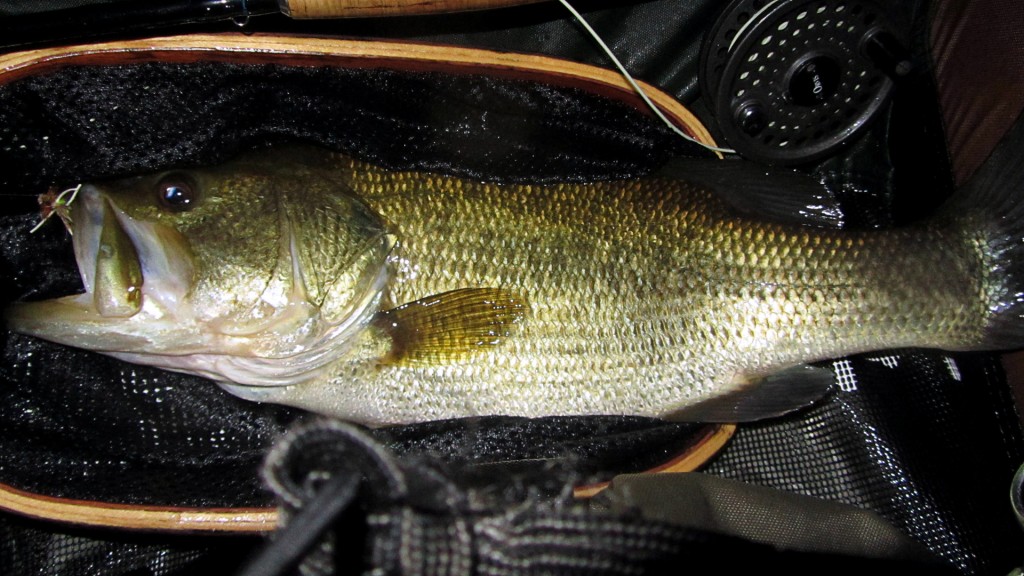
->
[0,0,548,51]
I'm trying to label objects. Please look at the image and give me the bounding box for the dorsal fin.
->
[374,288,529,365]
[656,158,845,229]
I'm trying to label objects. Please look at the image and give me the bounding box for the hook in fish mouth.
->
[4,177,394,387]
[11,184,147,320]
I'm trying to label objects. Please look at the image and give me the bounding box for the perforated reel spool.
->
[700,0,908,165]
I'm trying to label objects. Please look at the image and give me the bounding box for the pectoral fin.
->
[374,288,529,365]
[668,364,835,422]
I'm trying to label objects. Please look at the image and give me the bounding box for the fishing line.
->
[555,0,736,155]
[29,183,81,234]
[726,0,785,53]
[233,0,252,27]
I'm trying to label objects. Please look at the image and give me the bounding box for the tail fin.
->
[938,113,1024,350]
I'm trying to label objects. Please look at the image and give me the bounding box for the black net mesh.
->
[0,514,257,575]
[707,353,1024,574]
[0,63,694,195]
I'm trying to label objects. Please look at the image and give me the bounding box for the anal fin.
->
[374,288,529,366]
[668,364,835,422]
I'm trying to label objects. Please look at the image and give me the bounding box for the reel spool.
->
[700,0,910,165]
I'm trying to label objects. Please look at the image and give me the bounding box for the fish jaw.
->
[7,185,202,352]
[6,182,396,388]
[106,250,393,387]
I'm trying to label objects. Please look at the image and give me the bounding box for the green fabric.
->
[594,472,936,562]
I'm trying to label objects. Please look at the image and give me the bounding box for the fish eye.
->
[156,174,198,212]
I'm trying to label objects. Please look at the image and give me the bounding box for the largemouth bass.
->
[6,146,1022,425]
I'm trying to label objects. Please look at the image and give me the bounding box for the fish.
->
[5,144,1024,426]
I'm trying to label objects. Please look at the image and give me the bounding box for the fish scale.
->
[6,146,1020,425]
[270,154,986,424]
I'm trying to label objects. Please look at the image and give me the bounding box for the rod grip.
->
[281,0,546,18]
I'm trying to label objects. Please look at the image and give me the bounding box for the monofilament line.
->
[556,0,736,155]
[30,183,82,234]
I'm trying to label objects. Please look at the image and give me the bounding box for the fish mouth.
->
[6,184,392,387]
[78,189,145,318]
[5,186,194,351]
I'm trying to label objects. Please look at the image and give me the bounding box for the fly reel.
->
[700,0,910,164]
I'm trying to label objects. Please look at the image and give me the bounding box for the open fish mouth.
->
[74,186,145,318]
[6,185,196,352]
[5,178,394,387]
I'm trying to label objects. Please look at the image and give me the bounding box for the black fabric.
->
[370,416,716,489]
[251,421,957,576]
[0,62,698,196]
[0,0,1021,574]
[706,353,1024,575]
[0,0,120,16]
[0,514,257,576]
[804,0,955,229]
[279,0,720,104]
[597,473,935,561]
